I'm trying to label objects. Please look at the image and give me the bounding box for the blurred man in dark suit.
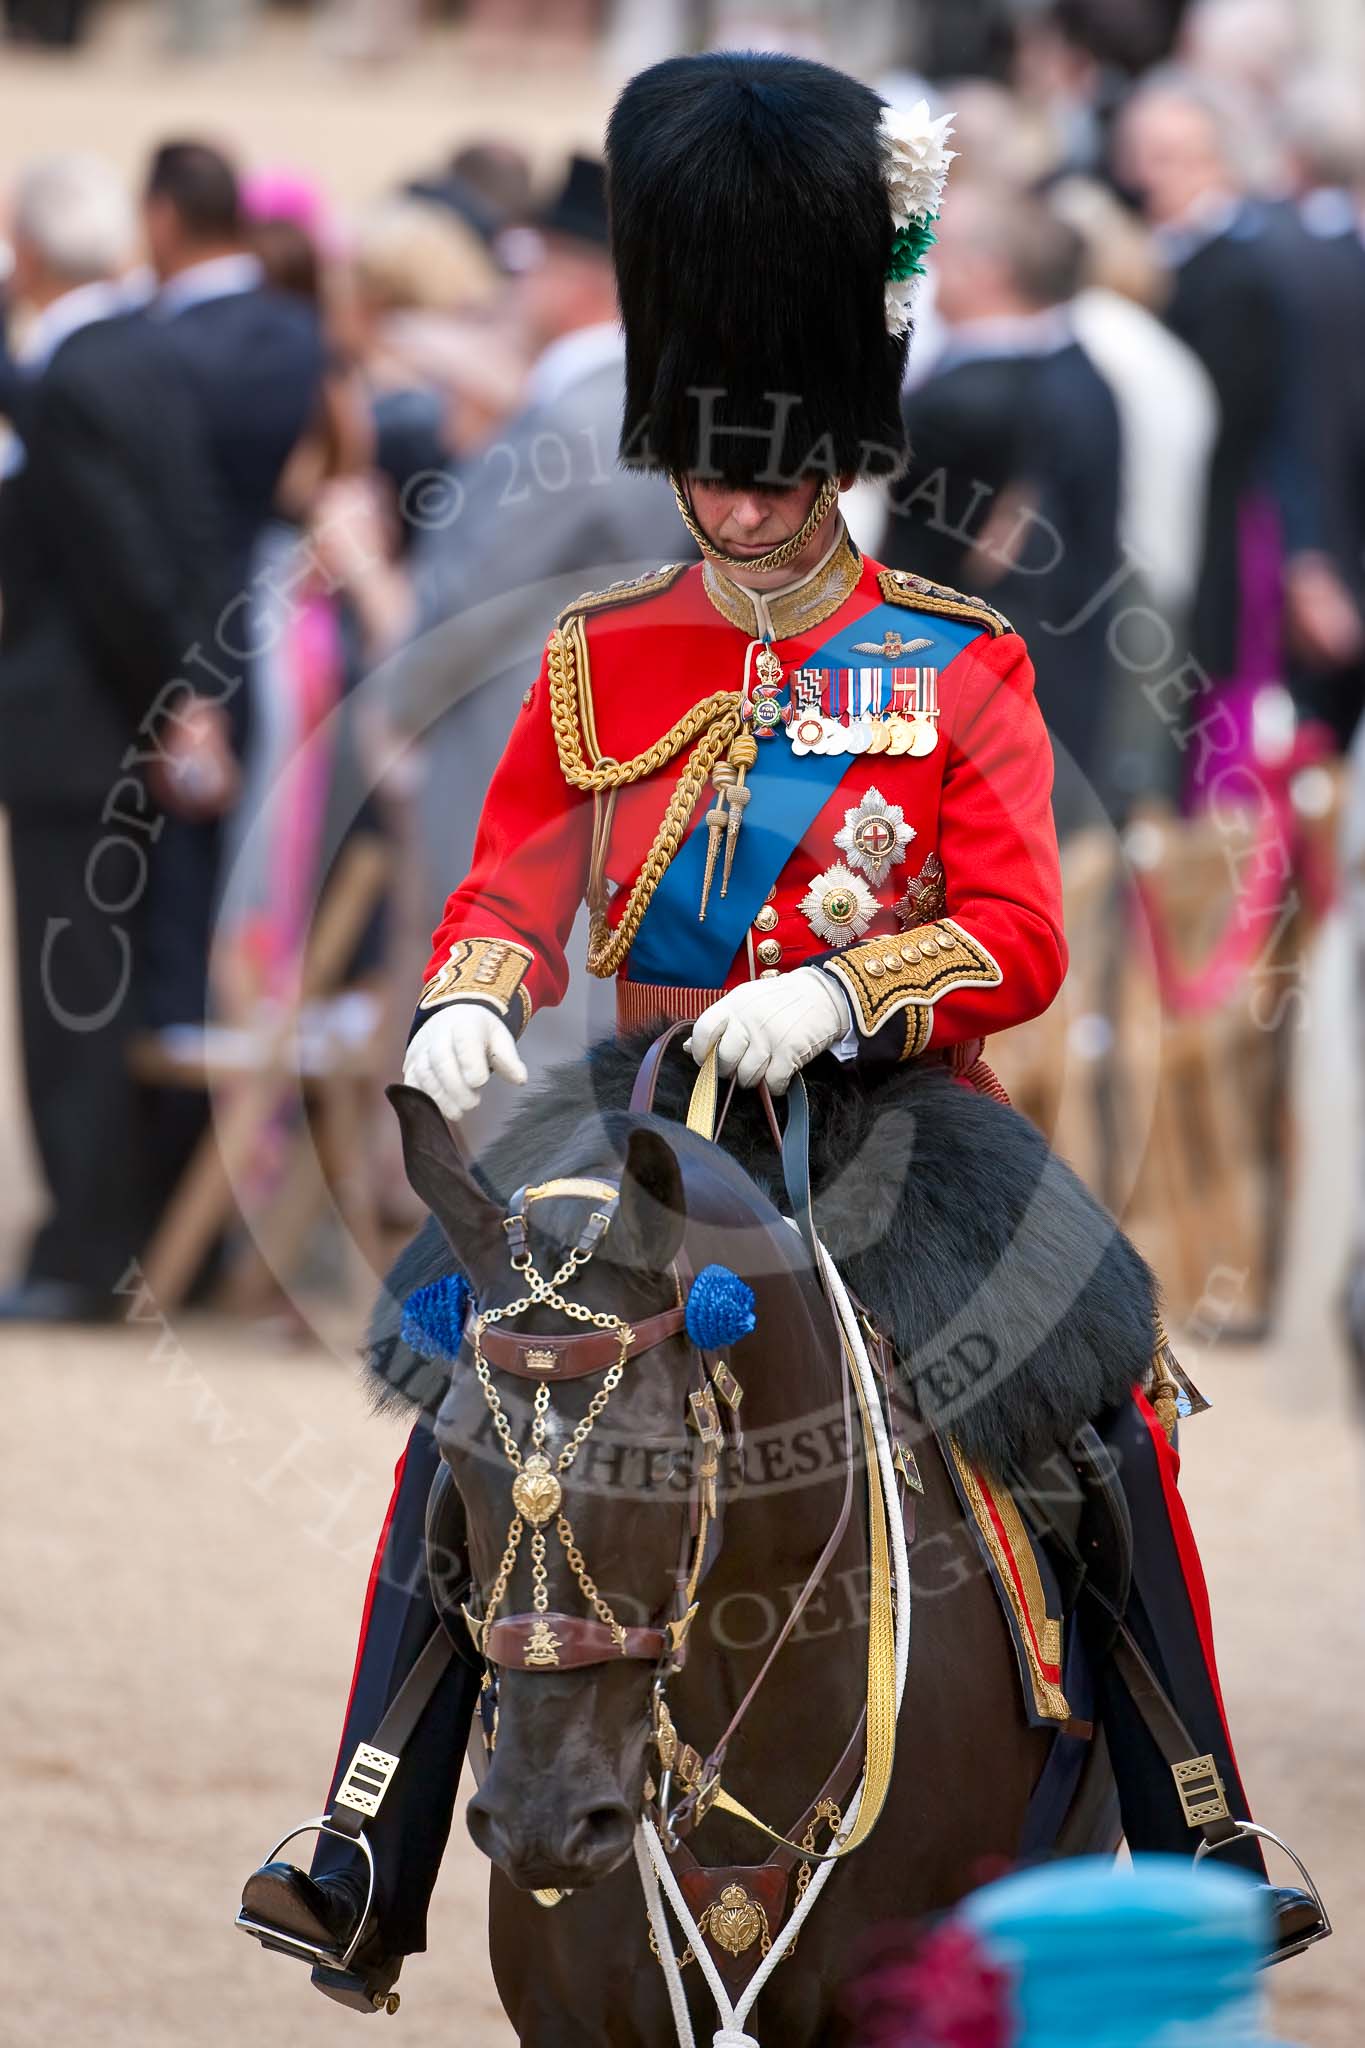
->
[1116,69,1299,791]
[137,140,325,1042]
[144,142,325,605]
[883,183,1122,823]
[0,156,225,1320]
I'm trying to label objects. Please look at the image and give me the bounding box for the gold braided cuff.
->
[822,917,1003,1055]
[418,938,534,1035]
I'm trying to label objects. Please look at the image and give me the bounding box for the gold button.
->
[864,957,885,978]
[919,935,939,956]
[900,943,920,964]
[754,905,779,933]
[882,952,900,972]
[756,937,782,968]
[765,885,777,902]
[759,967,780,980]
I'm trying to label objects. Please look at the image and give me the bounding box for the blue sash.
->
[624,604,984,987]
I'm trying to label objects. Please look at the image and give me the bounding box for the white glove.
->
[403,1005,528,1121]
[687,968,852,1094]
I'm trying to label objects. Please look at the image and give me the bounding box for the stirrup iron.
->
[1194,1821,1332,1965]
[234,1816,399,2013]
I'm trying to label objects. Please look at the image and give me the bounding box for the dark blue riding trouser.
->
[309,1421,480,1955]
[1087,1394,1265,1879]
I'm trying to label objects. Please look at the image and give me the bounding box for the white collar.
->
[1299,186,1362,241]
[1150,191,1243,267]
[153,252,264,319]
[526,321,623,409]
[934,304,1075,373]
[18,277,127,371]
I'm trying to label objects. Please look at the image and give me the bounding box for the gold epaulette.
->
[557,561,689,627]
[877,568,1013,639]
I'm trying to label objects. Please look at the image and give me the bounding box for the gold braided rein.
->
[546,624,742,981]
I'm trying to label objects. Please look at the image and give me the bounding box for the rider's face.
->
[685,475,825,562]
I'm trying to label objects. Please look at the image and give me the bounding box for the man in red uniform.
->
[239,53,1326,2012]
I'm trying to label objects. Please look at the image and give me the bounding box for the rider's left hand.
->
[688,967,852,1093]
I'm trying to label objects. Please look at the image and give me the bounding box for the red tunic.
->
[417,540,1065,1066]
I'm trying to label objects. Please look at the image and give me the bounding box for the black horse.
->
[371,1038,1152,2044]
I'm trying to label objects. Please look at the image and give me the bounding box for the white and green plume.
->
[880,100,957,337]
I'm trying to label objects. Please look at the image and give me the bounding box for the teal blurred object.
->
[959,1856,1293,2048]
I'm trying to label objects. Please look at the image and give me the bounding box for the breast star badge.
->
[799,862,879,948]
[833,786,915,890]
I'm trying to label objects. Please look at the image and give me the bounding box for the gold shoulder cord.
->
[546,619,741,979]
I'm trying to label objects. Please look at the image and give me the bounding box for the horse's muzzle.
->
[466,1780,637,1891]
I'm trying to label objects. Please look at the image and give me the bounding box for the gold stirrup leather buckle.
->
[1172,1753,1231,1828]
[334,1743,401,1820]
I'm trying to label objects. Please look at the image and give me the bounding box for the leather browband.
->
[476,1304,688,1380]
[482,1612,670,1668]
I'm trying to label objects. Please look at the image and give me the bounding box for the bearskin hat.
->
[606,51,911,486]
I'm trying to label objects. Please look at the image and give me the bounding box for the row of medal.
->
[749,664,941,758]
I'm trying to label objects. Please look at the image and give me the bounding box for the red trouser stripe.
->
[330,1433,413,1783]
[1132,1388,1239,1768]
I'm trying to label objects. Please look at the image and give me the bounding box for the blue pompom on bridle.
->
[402,1262,756,1362]
[401,1272,471,1362]
[684,1264,756,1351]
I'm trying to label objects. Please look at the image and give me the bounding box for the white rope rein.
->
[636,1235,913,2048]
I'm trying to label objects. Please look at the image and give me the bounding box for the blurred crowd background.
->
[1,0,1364,1347]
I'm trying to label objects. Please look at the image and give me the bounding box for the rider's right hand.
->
[402,1005,528,1122]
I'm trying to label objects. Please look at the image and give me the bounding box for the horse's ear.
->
[386,1084,505,1271]
[610,1127,686,1274]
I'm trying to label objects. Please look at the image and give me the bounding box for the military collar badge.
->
[895,850,948,927]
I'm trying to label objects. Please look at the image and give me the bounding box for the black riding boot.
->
[1081,1398,1329,1965]
[238,1422,482,2006]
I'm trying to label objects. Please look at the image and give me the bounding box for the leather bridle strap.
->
[476,1304,687,1381]
[631,1022,783,1154]
[667,1308,857,1841]
[482,1613,672,1668]
[630,1021,693,1112]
